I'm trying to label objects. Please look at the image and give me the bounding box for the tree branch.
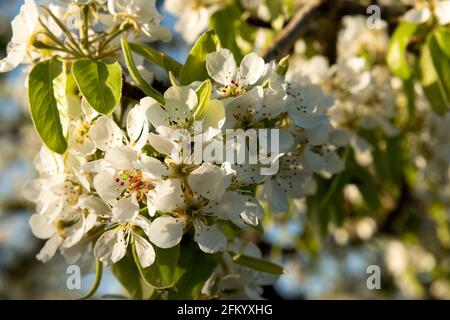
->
[262,0,411,61]
[262,0,328,62]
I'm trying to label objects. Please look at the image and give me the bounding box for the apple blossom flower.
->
[206,49,266,98]
[106,0,172,41]
[0,0,39,72]
[164,0,223,44]
[29,195,102,262]
[403,1,450,25]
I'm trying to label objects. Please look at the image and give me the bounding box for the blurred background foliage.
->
[1,0,450,299]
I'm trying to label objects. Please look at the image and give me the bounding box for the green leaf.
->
[277,55,290,76]
[434,28,450,57]
[429,32,450,103]
[168,71,179,86]
[111,253,143,299]
[128,42,182,77]
[28,57,67,154]
[387,22,418,80]
[133,243,179,289]
[419,37,449,115]
[80,259,103,300]
[179,30,221,85]
[169,246,218,300]
[121,36,164,105]
[72,58,122,115]
[232,253,284,275]
[210,5,244,63]
[193,79,212,119]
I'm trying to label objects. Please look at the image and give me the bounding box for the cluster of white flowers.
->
[287,16,400,167]
[21,45,341,270]
[165,0,225,44]
[0,0,344,299]
[164,0,272,44]
[0,0,170,73]
[407,84,450,203]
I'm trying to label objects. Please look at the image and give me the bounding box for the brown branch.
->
[262,0,411,61]
[337,1,411,20]
[262,0,328,62]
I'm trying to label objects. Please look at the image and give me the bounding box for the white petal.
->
[62,213,86,248]
[135,155,168,179]
[143,100,170,130]
[148,215,183,249]
[142,24,172,42]
[224,86,264,128]
[36,235,63,263]
[188,162,235,201]
[85,213,98,232]
[305,122,330,146]
[403,7,431,24]
[77,195,110,215]
[206,49,237,85]
[436,1,450,25]
[194,224,227,254]
[201,99,225,130]
[239,198,264,226]
[127,105,149,149]
[146,179,185,216]
[133,214,152,237]
[303,148,326,173]
[29,214,55,239]
[0,43,25,72]
[164,86,197,122]
[174,7,209,44]
[134,233,155,268]
[93,170,124,203]
[238,52,265,87]
[104,145,138,171]
[290,114,329,129]
[81,159,109,173]
[148,133,178,155]
[90,116,123,151]
[94,229,128,266]
[263,178,289,212]
[112,196,139,222]
[22,180,43,202]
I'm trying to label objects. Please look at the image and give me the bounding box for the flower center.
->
[74,121,91,145]
[113,170,154,201]
[220,80,246,97]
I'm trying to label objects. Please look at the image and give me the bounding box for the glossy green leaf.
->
[111,253,143,299]
[169,246,218,300]
[179,30,221,85]
[128,42,182,77]
[232,253,284,275]
[133,243,179,289]
[434,28,450,57]
[28,57,68,154]
[419,37,449,115]
[277,55,290,76]
[193,79,212,119]
[168,71,179,86]
[387,22,418,80]
[121,36,164,105]
[210,5,244,63]
[428,32,450,103]
[72,58,122,115]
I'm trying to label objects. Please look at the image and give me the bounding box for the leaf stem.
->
[79,259,103,300]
